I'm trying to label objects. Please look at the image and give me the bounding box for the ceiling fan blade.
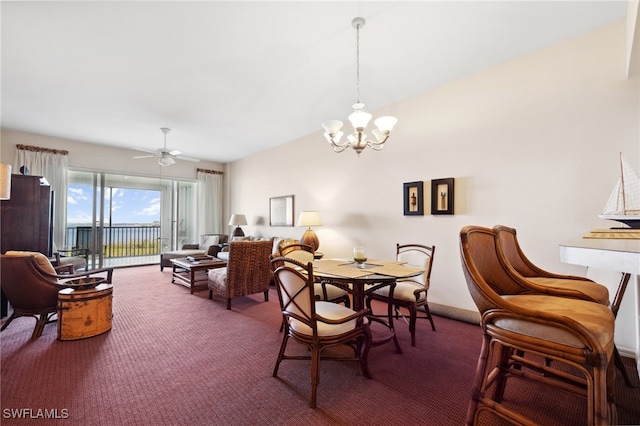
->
[176,155,200,163]
[133,155,156,159]
[133,147,158,155]
[167,149,182,156]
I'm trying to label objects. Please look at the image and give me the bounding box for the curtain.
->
[14,145,69,250]
[197,168,223,236]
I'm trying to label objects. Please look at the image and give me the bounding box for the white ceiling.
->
[1,1,629,164]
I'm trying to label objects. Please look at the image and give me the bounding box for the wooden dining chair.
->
[460,226,616,425]
[279,243,350,307]
[270,256,372,408]
[366,243,435,346]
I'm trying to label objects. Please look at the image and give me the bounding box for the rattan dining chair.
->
[493,224,634,387]
[366,243,435,346]
[460,226,616,425]
[270,256,372,408]
[279,243,351,307]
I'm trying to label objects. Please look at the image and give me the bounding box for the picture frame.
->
[431,178,454,215]
[403,181,424,216]
[269,195,294,226]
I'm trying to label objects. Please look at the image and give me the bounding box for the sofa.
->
[215,236,296,261]
[159,234,228,271]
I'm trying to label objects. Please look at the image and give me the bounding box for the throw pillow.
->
[199,235,220,250]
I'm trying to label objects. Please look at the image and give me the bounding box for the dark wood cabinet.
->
[1,174,52,317]
[1,174,52,256]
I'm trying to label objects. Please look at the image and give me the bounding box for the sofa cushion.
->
[199,235,220,250]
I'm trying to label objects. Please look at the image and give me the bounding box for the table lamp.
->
[228,214,248,237]
[297,211,322,252]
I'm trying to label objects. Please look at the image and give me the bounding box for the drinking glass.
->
[353,246,367,268]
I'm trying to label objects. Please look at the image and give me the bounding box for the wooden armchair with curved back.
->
[366,243,435,347]
[459,226,616,425]
[1,251,114,339]
[278,243,350,307]
[270,256,371,408]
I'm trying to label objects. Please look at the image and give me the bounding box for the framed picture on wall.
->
[431,178,454,215]
[270,195,294,226]
[403,181,424,216]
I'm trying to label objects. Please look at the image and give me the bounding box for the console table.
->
[559,236,640,379]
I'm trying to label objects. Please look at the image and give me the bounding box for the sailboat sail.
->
[599,154,640,227]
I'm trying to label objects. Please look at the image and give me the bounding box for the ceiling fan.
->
[133,128,200,166]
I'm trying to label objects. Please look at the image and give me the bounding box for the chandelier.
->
[321,17,397,156]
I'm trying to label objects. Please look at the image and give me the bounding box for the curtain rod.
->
[197,168,223,175]
[16,144,69,155]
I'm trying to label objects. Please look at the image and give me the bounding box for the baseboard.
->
[429,302,480,325]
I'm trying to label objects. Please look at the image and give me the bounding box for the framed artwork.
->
[403,181,424,216]
[431,178,454,215]
[270,195,294,226]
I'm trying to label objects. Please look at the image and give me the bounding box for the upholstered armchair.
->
[208,240,273,309]
[1,251,114,339]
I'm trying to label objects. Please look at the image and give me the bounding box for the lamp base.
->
[300,229,319,252]
[232,227,245,237]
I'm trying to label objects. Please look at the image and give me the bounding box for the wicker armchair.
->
[207,240,273,310]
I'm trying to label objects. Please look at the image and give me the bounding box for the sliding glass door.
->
[66,170,196,268]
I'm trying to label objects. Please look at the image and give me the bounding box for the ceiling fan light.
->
[158,156,174,167]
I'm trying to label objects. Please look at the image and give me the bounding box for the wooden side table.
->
[57,283,113,340]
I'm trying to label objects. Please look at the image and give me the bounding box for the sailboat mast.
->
[619,152,627,214]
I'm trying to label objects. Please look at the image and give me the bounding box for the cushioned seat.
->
[525,277,610,305]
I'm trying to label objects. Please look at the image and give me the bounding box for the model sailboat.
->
[599,153,640,228]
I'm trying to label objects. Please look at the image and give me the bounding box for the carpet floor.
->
[1,265,638,425]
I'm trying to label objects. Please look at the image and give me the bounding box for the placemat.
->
[367,264,425,278]
[312,262,372,278]
[583,229,640,239]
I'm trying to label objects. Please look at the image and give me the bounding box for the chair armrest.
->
[57,248,88,257]
[54,264,75,274]
[208,244,224,257]
[182,244,199,249]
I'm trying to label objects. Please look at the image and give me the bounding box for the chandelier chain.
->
[355,23,360,104]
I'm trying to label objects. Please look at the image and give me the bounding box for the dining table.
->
[312,258,425,354]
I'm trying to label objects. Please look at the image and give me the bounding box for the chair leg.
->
[226,298,232,310]
[208,290,213,299]
[424,303,436,331]
[0,312,18,331]
[31,313,50,340]
[263,290,269,302]
[409,305,417,347]
[273,334,289,377]
[466,332,492,426]
[614,345,635,387]
[310,345,320,408]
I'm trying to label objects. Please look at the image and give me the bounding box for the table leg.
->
[611,273,635,387]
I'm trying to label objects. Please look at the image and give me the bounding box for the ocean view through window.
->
[66,170,198,268]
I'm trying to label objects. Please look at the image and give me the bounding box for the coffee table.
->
[170,257,227,293]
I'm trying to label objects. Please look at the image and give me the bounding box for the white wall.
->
[227,21,639,313]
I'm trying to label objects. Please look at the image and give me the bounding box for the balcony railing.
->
[66,225,161,258]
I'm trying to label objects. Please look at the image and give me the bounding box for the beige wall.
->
[0,20,637,348]
[227,21,639,315]
[0,130,225,180]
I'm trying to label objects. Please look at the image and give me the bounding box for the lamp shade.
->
[0,163,11,200]
[296,211,322,227]
[228,214,248,226]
